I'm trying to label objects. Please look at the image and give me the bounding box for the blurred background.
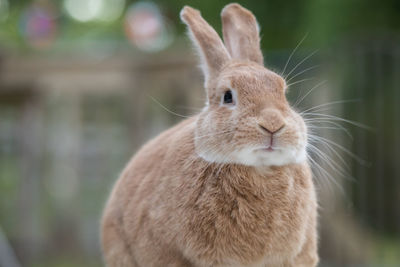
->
[0,0,399,266]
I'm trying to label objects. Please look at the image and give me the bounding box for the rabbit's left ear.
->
[221,3,264,65]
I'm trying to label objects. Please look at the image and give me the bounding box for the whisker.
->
[281,32,309,76]
[308,134,367,165]
[294,80,327,107]
[287,77,316,88]
[307,155,331,192]
[307,154,344,194]
[307,125,353,139]
[286,65,320,83]
[307,142,350,178]
[300,99,361,114]
[302,112,373,130]
[307,136,351,171]
[305,119,353,138]
[305,119,358,136]
[148,95,191,118]
[285,49,319,79]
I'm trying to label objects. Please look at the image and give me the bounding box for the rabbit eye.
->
[223,90,233,104]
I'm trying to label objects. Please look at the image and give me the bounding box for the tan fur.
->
[101,3,318,267]
[222,3,264,65]
[180,6,231,88]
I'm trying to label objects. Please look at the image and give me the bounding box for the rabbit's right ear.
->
[180,6,230,85]
[221,3,264,65]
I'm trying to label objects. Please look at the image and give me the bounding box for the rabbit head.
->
[181,4,307,166]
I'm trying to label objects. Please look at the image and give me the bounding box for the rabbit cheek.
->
[194,111,236,163]
[280,126,308,163]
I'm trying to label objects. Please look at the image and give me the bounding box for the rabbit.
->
[101,3,318,267]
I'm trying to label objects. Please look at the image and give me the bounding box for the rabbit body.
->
[102,117,317,267]
[102,3,318,267]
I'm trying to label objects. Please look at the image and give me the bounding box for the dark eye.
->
[223,90,233,104]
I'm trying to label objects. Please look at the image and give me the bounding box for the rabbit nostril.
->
[259,124,271,133]
[258,124,285,134]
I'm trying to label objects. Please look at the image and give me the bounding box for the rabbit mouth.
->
[258,145,277,152]
[253,146,283,156]
[264,146,275,152]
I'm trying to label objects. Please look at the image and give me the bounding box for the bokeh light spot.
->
[124,1,174,52]
[64,0,102,22]
[19,2,58,49]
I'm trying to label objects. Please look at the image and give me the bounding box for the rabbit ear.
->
[221,3,264,65]
[180,6,231,84]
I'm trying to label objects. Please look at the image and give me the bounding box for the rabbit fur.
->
[101,3,318,267]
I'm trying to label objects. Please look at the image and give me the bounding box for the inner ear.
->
[221,3,264,65]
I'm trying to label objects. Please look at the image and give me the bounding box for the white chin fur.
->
[235,146,307,166]
[197,146,307,167]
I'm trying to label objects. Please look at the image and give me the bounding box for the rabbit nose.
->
[258,109,285,134]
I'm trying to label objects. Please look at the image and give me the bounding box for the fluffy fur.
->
[101,3,318,267]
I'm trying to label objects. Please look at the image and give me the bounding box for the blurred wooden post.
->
[16,92,43,263]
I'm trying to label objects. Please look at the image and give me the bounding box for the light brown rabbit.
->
[101,3,318,267]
